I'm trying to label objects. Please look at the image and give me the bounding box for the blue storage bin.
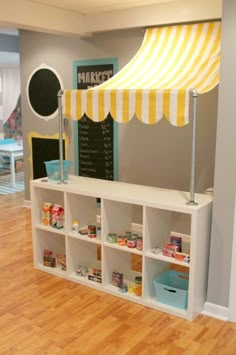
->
[153,270,189,309]
[44,160,72,181]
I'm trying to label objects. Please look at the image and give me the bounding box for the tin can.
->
[135,276,142,296]
[136,236,143,250]
[88,225,96,238]
[127,235,137,248]
[117,235,127,246]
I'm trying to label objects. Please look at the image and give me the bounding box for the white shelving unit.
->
[31,175,213,320]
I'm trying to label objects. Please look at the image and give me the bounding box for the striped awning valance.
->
[63,21,221,126]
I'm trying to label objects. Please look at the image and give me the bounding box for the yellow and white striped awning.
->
[63,21,221,126]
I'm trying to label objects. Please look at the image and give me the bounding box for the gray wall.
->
[207,0,236,307]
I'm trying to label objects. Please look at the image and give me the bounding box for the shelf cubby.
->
[103,246,142,290]
[65,193,98,232]
[144,206,191,253]
[34,229,66,275]
[102,199,143,241]
[67,236,102,281]
[31,186,64,225]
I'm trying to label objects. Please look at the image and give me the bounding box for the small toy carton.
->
[51,204,64,229]
[42,202,53,226]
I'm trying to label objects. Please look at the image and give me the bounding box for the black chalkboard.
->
[28,68,61,117]
[32,137,65,179]
[75,61,116,181]
[78,114,113,180]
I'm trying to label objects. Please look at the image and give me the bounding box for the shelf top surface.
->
[31,175,212,212]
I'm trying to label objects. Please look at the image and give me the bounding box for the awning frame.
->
[57,89,199,205]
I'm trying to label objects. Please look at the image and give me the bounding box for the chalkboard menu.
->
[74,59,118,181]
[78,114,113,180]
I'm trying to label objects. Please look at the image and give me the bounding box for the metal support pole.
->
[187,88,198,205]
[57,90,66,184]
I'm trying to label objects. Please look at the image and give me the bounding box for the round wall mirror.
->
[26,64,63,120]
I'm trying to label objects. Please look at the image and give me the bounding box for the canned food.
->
[135,276,142,296]
[127,236,137,248]
[88,225,96,238]
[136,236,143,250]
[117,235,127,246]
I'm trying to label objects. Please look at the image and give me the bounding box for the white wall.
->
[207,0,236,309]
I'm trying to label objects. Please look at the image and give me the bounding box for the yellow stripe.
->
[135,90,143,120]
[176,91,186,126]
[65,90,72,119]
[76,90,82,119]
[98,90,105,121]
[148,90,157,124]
[110,90,117,120]
[163,90,171,122]
[86,90,93,118]
[122,90,130,123]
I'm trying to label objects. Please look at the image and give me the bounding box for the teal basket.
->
[44,160,72,181]
[153,270,189,309]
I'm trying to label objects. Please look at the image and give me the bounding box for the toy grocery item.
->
[41,202,53,226]
[51,204,64,229]
[72,220,79,232]
[135,276,142,296]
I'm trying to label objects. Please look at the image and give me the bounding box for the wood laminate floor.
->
[0,192,236,355]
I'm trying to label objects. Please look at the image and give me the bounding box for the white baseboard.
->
[23,199,31,208]
[202,302,229,321]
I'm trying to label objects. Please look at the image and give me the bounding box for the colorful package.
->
[51,204,64,229]
[41,202,53,226]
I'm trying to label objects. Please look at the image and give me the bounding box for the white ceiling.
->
[30,0,176,15]
[0,0,222,38]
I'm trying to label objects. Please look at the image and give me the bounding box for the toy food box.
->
[51,204,64,229]
[42,202,53,226]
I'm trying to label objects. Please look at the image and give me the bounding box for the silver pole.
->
[57,90,66,184]
[187,88,198,205]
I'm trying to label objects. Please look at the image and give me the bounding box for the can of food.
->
[88,225,96,238]
[107,233,117,243]
[136,236,143,250]
[117,235,127,246]
[127,235,137,248]
[135,276,142,296]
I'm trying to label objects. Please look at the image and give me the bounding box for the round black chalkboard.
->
[28,67,61,118]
